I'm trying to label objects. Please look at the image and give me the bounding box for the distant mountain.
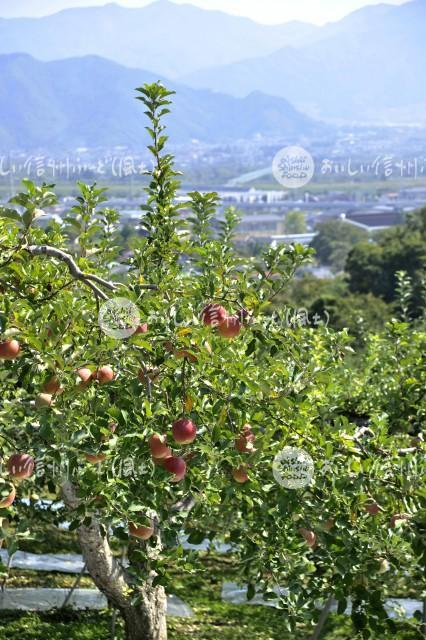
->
[0,1,317,78]
[0,53,325,150]
[183,0,426,124]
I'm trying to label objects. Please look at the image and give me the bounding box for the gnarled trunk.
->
[62,481,167,640]
[121,585,167,640]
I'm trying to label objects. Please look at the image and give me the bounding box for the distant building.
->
[340,210,405,232]
[271,232,317,247]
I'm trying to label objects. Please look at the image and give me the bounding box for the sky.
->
[0,0,411,24]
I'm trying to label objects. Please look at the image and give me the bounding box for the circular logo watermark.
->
[272,145,315,189]
[98,297,141,339]
[272,447,314,489]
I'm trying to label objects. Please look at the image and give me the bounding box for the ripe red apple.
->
[172,418,197,445]
[0,340,20,360]
[164,456,187,482]
[76,367,93,390]
[218,316,242,339]
[94,366,115,385]
[365,502,380,516]
[129,520,154,540]
[149,434,172,459]
[35,393,53,409]
[7,454,35,479]
[232,466,249,483]
[135,323,148,335]
[0,484,16,509]
[43,376,63,395]
[201,303,227,327]
[85,453,107,464]
[235,424,256,453]
[237,308,251,323]
[299,527,316,548]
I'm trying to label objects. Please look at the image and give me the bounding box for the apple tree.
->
[0,84,424,640]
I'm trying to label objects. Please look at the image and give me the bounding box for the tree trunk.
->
[121,585,167,640]
[62,480,167,640]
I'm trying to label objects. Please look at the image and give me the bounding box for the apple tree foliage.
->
[0,83,425,638]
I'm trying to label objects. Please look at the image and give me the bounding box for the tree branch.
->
[25,245,116,300]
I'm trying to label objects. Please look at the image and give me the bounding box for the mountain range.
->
[183,0,426,124]
[0,53,324,150]
[0,0,424,152]
[0,1,317,78]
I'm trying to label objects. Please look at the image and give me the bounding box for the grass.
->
[0,528,423,639]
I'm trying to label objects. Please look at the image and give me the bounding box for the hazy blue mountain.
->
[0,53,325,150]
[0,1,317,78]
[183,0,426,124]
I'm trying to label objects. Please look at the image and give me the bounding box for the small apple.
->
[0,340,20,360]
[135,323,148,335]
[299,527,316,548]
[94,366,115,385]
[7,454,35,479]
[129,520,154,540]
[172,418,197,445]
[365,502,380,516]
[149,434,172,459]
[0,484,16,509]
[43,376,63,395]
[235,424,256,453]
[35,393,53,409]
[218,316,242,339]
[232,466,249,484]
[201,303,227,327]
[164,456,186,482]
[85,453,107,464]
[77,368,93,382]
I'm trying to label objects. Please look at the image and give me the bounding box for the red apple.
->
[149,434,172,459]
[0,340,20,360]
[135,323,148,335]
[43,376,63,395]
[218,316,242,339]
[201,304,227,327]
[85,453,107,464]
[129,520,154,540]
[365,502,380,516]
[0,484,16,509]
[299,527,317,548]
[76,367,93,390]
[94,366,115,385]
[35,393,53,409]
[232,466,249,483]
[235,424,256,453]
[172,418,197,445]
[7,454,35,479]
[164,456,186,482]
